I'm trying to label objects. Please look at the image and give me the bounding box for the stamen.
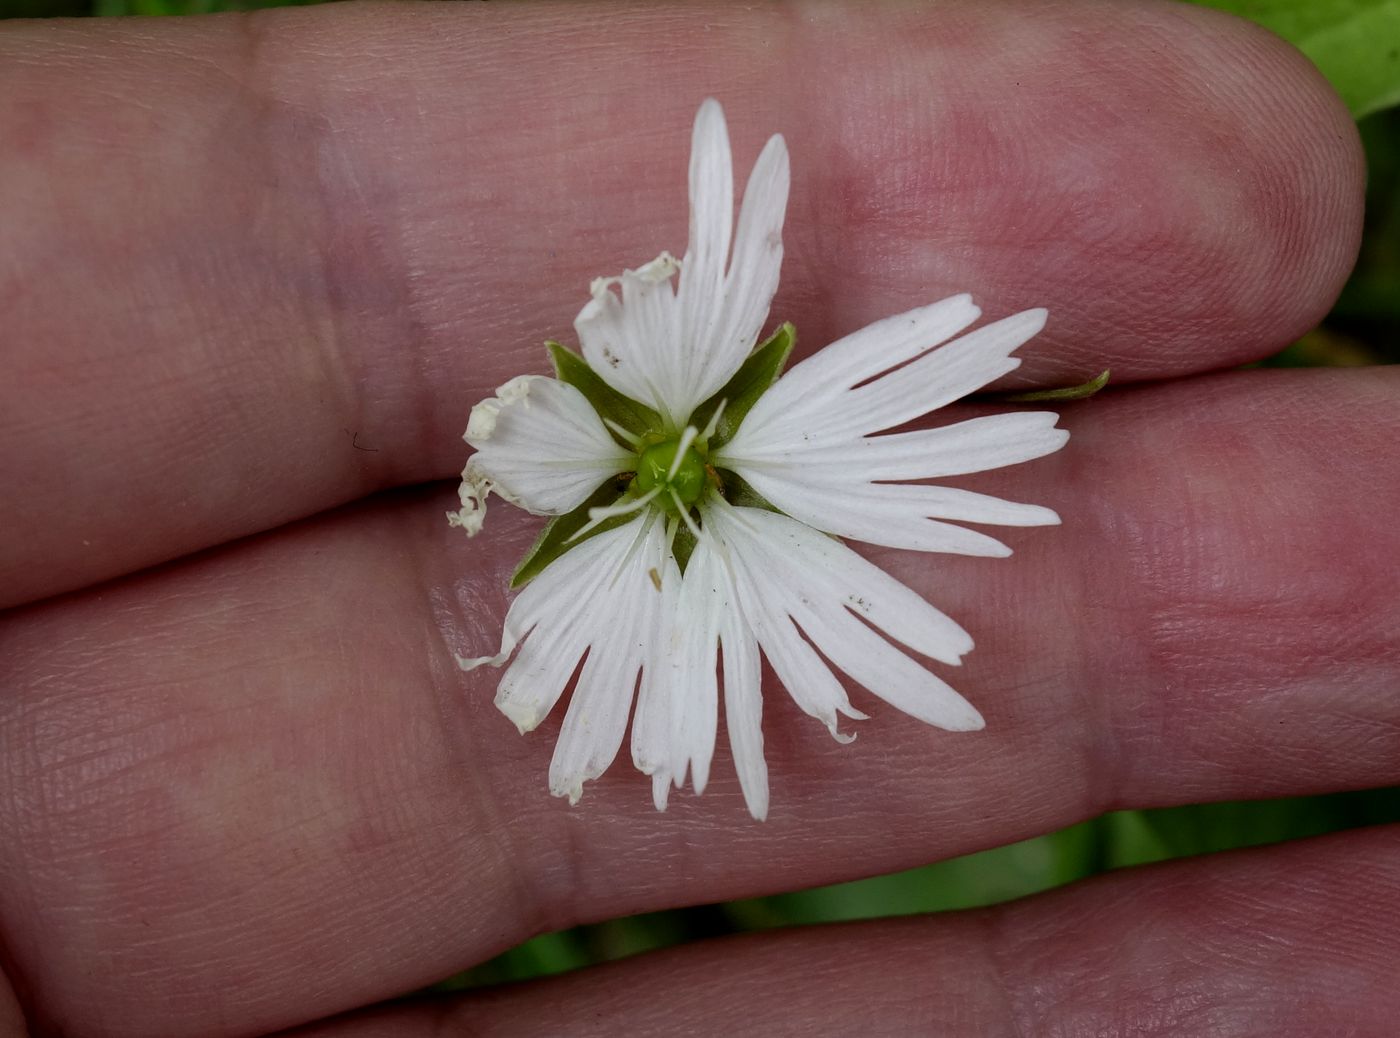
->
[670,488,704,543]
[634,370,670,426]
[694,499,737,577]
[566,486,661,544]
[603,418,644,449]
[609,510,658,589]
[666,425,700,483]
[699,398,727,441]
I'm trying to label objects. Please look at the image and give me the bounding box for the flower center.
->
[634,438,707,511]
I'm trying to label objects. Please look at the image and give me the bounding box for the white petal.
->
[492,621,593,735]
[548,646,639,806]
[704,502,983,734]
[452,376,631,534]
[634,539,724,808]
[460,519,641,723]
[459,515,675,806]
[490,525,639,734]
[796,597,985,731]
[547,516,670,804]
[826,308,1045,439]
[572,101,791,427]
[674,542,724,795]
[725,294,982,450]
[457,521,622,674]
[730,469,1010,556]
[686,132,790,409]
[719,574,767,822]
[730,306,1046,451]
[713,501,974,664]
[548,624,642,807]
[723,539,867,741]
[725,411,1068,482]
[676,99,733,400]
[729,469,1062,555]
[630,547,686,808]
[716,304,1066,556]
[574,253,683,420]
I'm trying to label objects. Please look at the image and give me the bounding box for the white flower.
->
[451,99,1068,820]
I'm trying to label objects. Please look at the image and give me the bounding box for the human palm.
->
[1,2,1396,1036]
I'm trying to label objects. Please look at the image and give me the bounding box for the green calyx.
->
[634,438,709,511]
[547,321,795,447]
[510,323,796,588]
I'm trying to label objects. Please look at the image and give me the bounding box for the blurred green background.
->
[2,0,1397,994]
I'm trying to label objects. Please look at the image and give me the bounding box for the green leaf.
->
[509,479,633,588]
[993,368,1111,403]
[1189,0,1400,118]
[692,322,795,447]
[728,821,1101,924]
[546,341,663,440]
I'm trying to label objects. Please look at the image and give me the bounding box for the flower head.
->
[451,99,1068,820]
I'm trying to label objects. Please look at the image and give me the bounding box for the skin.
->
[0,1,1392,1035]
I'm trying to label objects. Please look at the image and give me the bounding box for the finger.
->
[0,969,22,1038]
[0,0,1362,607]
[286,825,1400,1038]
[2,368,1398,1036]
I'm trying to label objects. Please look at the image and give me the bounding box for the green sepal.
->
[670,524,697,574]
[691,322,795,448]
[719,469,782,514]
[509,478,634,589]
[546,340,663,439]
[991,369,1111,404]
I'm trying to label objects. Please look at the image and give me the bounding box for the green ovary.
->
[634,439,707,512]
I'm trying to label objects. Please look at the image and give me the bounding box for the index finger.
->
[0,0,1363,608]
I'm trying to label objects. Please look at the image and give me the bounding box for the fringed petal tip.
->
[456,626,519,674]
[464,399,500,443]
[551,779,585,806]
[465,375,539,445]
[949,704,987,733]
[497,698,543,736]
[446,506,485,537]
[651,770,672,812]
[585,251,681,305]
[459,378,628,521]
[446,466,492,537]
[455,648,509,673]
[825,703,869,744]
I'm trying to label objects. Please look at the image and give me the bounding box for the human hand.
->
[1,2,1394,1035]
